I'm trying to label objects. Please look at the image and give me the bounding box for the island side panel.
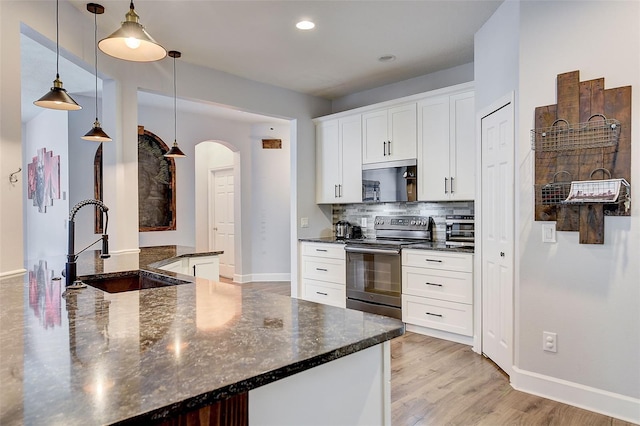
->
[248,341,391,426]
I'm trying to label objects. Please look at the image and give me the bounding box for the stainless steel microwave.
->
[362,159,417,203]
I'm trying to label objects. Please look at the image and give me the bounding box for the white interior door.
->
[211,168,235,279]
[481,101,514,376]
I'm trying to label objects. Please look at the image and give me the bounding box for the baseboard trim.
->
[405,323,474,346]
[0,268,27,278]
[511,366,640,424]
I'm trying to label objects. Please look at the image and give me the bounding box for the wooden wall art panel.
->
[533,70,631,244]
[138,126,177,232]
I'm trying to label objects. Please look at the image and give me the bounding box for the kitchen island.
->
[0,246,404,425]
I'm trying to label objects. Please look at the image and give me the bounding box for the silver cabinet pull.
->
[339,184,342,198]
[316,291,328,296]
[192,265,197,276]
[425,258,443,263]
[450,176,455,193]
[425,312,443,318]
[316,268,328,272]
[334,184,338,198]
[383,141,387,156]
[444,177,448,193]
[315,248,328,252]
[425,282,443,287]
[387,140,391,155]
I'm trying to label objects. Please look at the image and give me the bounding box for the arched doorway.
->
[195,141,239,280]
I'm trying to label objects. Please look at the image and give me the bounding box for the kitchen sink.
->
[82,270,191,293]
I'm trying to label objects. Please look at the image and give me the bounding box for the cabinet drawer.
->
[402,294,472,336]
[303,279,346,308]
[402,249,472,272]
[301,257,345,284]
[403,266,472,304]
[302,243,345,260]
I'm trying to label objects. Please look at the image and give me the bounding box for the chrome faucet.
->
[64,199,110,289]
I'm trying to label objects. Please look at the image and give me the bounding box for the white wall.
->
[331,62,474,112]
[517,0,639,403]
[476,0,639,421]
[250,123,291,281]
[23,110,69,261]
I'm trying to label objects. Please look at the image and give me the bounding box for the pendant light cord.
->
[173,55,177,142]
[94,9,99,121]
[55,0,60,79]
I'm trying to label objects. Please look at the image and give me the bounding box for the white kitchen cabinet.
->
[362,103,416,164]
[188,256,220,281]
[158,255,220,281]
[418,90,475,201]
[402,249,473,339]
[316,115,362,203]
[300,242,346,308]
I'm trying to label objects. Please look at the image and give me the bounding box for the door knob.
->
[500,252,505,257]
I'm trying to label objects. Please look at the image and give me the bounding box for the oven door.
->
[345,246,402,318]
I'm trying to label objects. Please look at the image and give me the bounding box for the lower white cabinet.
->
[158,255,220,281]
[402,249,473,338]
[300,242,346,308]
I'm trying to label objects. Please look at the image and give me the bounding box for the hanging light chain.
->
[173,53,177,143]
[55,0,60,78]
[94,8,99,121]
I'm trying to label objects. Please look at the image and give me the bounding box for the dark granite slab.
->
[0,246,404,425]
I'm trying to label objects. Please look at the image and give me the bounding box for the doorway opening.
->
[195,141,238,280]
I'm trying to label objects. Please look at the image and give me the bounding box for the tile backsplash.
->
[332,201,474,242]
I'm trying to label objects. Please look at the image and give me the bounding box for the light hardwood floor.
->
[226,280,636,426]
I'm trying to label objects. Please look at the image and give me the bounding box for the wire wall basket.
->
[531,114,620,152]
[536,171,572,206]
[563,169,630,211]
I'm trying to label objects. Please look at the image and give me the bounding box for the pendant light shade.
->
[164,50,186,158]
[98,1,166,62]
[83,3,111,142]
[34,0,82,111]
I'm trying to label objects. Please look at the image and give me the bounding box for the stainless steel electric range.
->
[344,215,434,319]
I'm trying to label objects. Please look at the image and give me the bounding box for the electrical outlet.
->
[361,217,367,227]
[300,217,309,228]
[543,331,557,353]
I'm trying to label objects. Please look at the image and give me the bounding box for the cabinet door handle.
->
[315,249,328,252]
[425,312,443,318]
[316,291,328,296]
[334,185,338,198]
[425,259,443,263]
[339,184,342,198]
[387,140,391,156]
[450,176,455,193]
[316,268,328,272]
[425,282,443,287]
[383,141,387,156]
[444,177,448,194]
[193,265,197,276]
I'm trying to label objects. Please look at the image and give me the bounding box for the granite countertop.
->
[0,246,404,425]
[299,238,474,253]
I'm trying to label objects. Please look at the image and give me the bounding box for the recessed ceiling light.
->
[296,20,315,30]
[378,54,396,63]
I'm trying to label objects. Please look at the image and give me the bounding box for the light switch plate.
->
[542,223,556,243]
[300,217,309,228]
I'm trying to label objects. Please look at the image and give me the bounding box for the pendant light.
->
[83,3,111,142]
[34,0,82,111]
[98,1,166,62]
[164,51,186,158]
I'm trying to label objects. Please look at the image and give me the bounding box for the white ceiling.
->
[22,0,503,124]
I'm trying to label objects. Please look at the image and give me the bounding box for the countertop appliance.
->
[362,159,417,203]
[445,215,475,247]
[335,220,352,239]
[344,215,434,319]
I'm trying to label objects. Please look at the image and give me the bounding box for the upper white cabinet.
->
[418,91,475,201]
[362,103,417,164]
[316,115,362,203]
